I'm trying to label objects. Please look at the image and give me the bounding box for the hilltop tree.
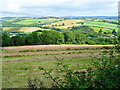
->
[99,29,103,34]
[104,32,107,34]
[55,24,57,26]
[62,23,65,26]
[81,22,84,25]
[112,29,116,35]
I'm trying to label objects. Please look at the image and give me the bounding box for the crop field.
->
[3,27,52,32]
[2,27,21,32]
[2,17,118,34]
[2,45,114,88]
[44,19,85,29]
[16,27,51,32]
[12,18,63,25]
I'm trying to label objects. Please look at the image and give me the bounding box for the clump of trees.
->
[1,25,118,47]
[2,31,87,46]
[2,29,118,47]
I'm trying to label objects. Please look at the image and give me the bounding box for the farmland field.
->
[92,27,113,33]
[1,16,119,88]
[12,18,63,25]
[43,19,85,29]
[2,17,118,34]
[3,27,51,32]
[83,21,117,30]
[2,45,114,88]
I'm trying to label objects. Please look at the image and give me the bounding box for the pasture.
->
[83,21,117,30]
[92,27,113,33]
[2,45,113,88]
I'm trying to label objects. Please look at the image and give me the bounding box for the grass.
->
[3,50,96,61]
[92,27,113,33]
[83,21,117,30]
[2,46,106,88]
[2,45,116,88]
[2,56,95,88]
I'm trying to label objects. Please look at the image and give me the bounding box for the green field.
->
[3,57,93,88]
[92,27,112,33]
[2,17,118,34]
[83,21,117,30]
[3,45,112,88]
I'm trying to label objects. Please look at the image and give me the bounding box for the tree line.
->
[2,30,118,47]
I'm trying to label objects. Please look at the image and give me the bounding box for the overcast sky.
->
[0,0,119,17]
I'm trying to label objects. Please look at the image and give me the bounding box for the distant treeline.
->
[2,30,118,47]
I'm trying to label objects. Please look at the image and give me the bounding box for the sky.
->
[0,0,119,17]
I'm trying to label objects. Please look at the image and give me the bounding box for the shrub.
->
[20,67,32,70]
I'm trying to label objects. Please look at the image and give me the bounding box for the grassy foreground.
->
[2,45,118,88]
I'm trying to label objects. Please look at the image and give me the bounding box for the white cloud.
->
[0,0,119,16]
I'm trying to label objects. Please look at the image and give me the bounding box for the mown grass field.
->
[2,45,113,88]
